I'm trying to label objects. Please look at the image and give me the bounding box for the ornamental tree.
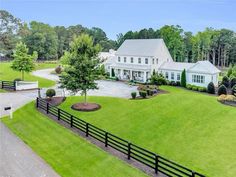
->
[11,42,38,80]
[181,69,186,87]
[59,34,101,104]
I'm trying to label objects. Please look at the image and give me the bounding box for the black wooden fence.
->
[0,80,16,90]
[36,97,205,177]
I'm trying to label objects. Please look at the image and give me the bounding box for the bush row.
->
[186,84,207,92]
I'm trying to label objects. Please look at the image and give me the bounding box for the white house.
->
[109,39,173,82]
[98,49,116,72]
[104,39,220,87]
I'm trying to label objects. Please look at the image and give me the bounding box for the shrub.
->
[55,65,62,74]
[230,77,236,88]
[207,82,215,94]
[170,81,177,86]
[222,76,229,88]
[225,95,236,101]
[217,94,227,101]
[176,81,181,86]
[139,91,147,98]
[218,85,227,95]
[232,85,236,96]
[192,86,198,91]
[46,89,56,99]
[131,92,136,99]
[115,77,119,81]
[198,87,207,92]
[14,78,22,82]
[181,69,186,87]
[186,84,192,90]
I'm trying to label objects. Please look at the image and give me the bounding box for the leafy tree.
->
[11,42,38,80]
[0,10,22,57]
[181,69,186,87]
[59,34,101,104]
[24,21,58,60]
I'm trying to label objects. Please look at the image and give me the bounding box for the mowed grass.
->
[2,102,148,177]
[59,86,236,177]
[0,62,56,87]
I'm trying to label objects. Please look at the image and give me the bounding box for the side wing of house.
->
[187,61,221,87]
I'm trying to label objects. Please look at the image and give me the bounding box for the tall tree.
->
[11,42,38,80]
[59,34,101,104]
[24,21,58,60]
[0,10,22,57]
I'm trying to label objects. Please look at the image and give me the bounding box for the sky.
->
[1,0,236,40]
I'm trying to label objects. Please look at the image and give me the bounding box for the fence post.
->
[70,115,73,127]
[36,97,39,108]
[105,132,108,147]
[128,142,131,160]
[58,109,60,120]
[2,81,4,89]
[86,123,89,137]
[46,103,49,114]
[155,154,159,174]
[191,171,195,177]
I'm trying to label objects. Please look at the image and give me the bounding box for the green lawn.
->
[2,102,147,177]
[59,86,236,177]
[0,62,56,87]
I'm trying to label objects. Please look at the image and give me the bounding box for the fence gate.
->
[0,81,16,91]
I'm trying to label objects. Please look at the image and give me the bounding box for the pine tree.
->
[181,69,186,87]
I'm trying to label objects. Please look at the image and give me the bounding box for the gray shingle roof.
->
[159,61,195,71]
[116,39,164,57]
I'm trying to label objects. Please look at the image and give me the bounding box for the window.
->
[171,72,174,80]
[152,58,155,64]
[124,57,126,63]
[138,58,141,64]
[177,73,180,81]
[145,58,148,64]
[131,57,134,63]
[118,57,121,62]
[156,58,158,64]
[165,72,169,79]
[192,75,205,83]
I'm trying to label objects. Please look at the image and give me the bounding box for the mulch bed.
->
[218,100,236,107]
[71,102,101,112]
[44,96,66,106]
[130,89,168,100]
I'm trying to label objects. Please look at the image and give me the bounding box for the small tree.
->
[11,42,38,80]
[181,69,186,87]
[230,77,236,88]
[218,85,227,95]
[207,82,215,94]
[59,34,101,104]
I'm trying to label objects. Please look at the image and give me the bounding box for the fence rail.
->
[0,80,16,91]
[36,97,205,177]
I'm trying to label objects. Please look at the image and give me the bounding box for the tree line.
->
[1,10,236,67]
[117,25,236,67]
[0,10,116,60]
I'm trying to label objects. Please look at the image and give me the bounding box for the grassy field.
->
[58,86,236,177]
[2,102,147,177]
[0,62,56,88]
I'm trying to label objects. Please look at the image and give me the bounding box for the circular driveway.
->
[33,69,138,98]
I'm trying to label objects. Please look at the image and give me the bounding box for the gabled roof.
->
[159,61,195,71]
[116,39,165,57]
[159,60,221,74]
[188,60,221,74]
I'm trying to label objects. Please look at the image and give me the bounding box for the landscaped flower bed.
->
[217,94,236,107]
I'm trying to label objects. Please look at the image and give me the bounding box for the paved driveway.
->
[33,69,138,98]
[0,122,60,177]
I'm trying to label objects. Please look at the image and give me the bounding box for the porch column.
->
[143,71,147,83]
[120,69,124,79]
[130,70,133,80]
[110,67,113,77]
